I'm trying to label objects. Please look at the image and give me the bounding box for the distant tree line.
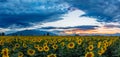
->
[0,32,50,36]
[11,32,50,36]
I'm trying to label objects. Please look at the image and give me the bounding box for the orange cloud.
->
[63,26,120,34]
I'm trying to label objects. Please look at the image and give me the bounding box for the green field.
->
[0,36,120,57]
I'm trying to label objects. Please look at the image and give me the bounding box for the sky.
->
[0,0,120,35]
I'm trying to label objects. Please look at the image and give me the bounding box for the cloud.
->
[41,9,101,27]
[73,26,99,30]
[104,24,120,28]
[0,9,101,33]
[0,0,70,14]
[0,13,63,28]
[41,25,99,30]
[0,0,120,28]
[0,0,120,34]
[65,0,120,23]
[0,28,10,33]
[0,0,71,28]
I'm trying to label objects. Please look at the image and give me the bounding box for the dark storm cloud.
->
[41,25,99,30]
[0,0,70,28]
[0,0,120,29]
[65,0,120,23]
[104,25,120,28]
[73,26,99,30]
[0,13,63,28]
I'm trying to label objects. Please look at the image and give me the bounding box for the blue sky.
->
[0,0,120,35]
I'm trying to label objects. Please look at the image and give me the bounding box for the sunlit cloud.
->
[41,9,101,27]
[63,26,120,35]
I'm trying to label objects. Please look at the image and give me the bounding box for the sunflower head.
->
[0,40,4,46]
[27,49,35,56]
[88,45,94,51]
[108,40,112,46]
[98,50,103,56]
[43,43,48,47]
[97,42,101,48]
[18,52,24,57]
[60,42,65,47]
[85,52,94,57]
[34,44,39,49]
[77,39,82,45]
[43,46,50,52]
[32,39,36,42]
[38,46,43,52]
[15,43,20,48]
[23,43,27,48]
[58,39,62,42]
[38,39,42,42]
[100,47,107,53]
[67,42,75,49]
[47,54,57,57]
[1,48,9,57]
[52,44,58,50]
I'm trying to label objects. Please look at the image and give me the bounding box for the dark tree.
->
[0,33,1,36]
[46,33,50,36]
[1,32,5,36]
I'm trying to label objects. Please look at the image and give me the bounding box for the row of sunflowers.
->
[0,36,120,57]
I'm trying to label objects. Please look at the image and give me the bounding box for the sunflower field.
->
[0,36,120,57]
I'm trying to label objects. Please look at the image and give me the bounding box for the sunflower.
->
[101,47,107,53]
[88,45,94,51]
[1,48,9,57]
[32,39,36,42]
[27,49,35,56]
[18,52,24,57]
[15,43,20,48]
[99,47,106,54]
[34,44,39,49]
[0,40,4,46]
[103,40,108,45]
[52,44,58,50]
[22,43,27,48]
[67,42,75,49]
[53,40,57,44]
[43,43,48,47]
[58,39,62,42]
[103,42,108,47]
[47,54,57,57]
[108,40,112,46]
[98,50,103,56]
[85,52,94,57]
[77,39,82,45]
[97,42,101,48]
[43,46,50,52]
[60,42,65,47]
[98,46,107,56]
[38,46,43,52]
[38,39,42,42]
[103,40,107,43]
